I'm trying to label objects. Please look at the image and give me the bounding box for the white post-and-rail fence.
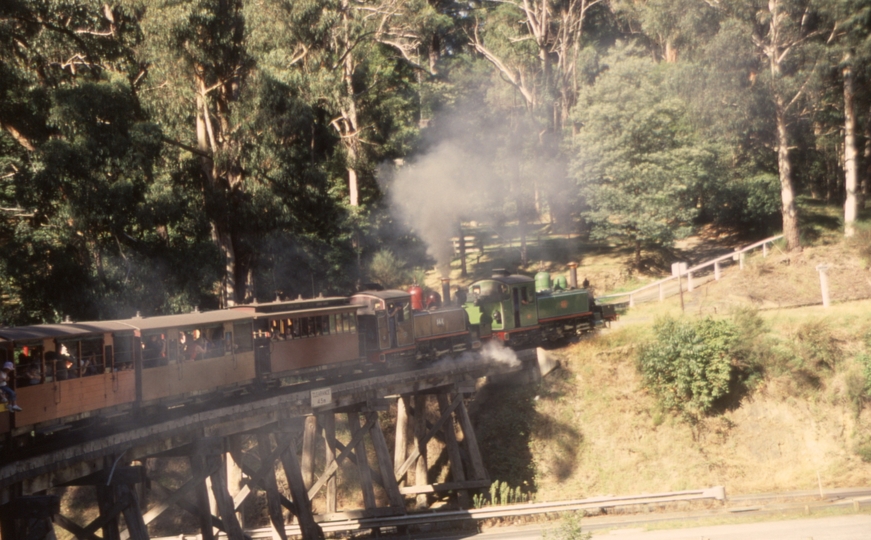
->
[597,235,784,309]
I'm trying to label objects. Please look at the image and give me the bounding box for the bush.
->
[856,441,871,463]
[862,352,871,393]
[728,307,770,386]
[794,320,841,371]
[638,316,737,422]
[544,512,591,540]
[367,249,408,289]
[706,173,781,232]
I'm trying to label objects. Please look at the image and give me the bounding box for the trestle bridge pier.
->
[0,354,532,540]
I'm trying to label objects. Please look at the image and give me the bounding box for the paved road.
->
[418,514,871,540]
[587,514,871,539]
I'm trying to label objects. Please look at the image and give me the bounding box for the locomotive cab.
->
[464,273,540,348]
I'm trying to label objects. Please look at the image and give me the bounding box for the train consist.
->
[0,266,615,448]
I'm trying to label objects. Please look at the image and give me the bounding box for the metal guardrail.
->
[597,235,784,308]
[152,486,726,539]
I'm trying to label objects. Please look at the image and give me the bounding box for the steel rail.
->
[152,486,727,539]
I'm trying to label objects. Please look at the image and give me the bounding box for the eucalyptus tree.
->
[571,45,722,270]
[0,0,172,323]
[820,0,871,236]
[720,0,830,251]
[135,0,259,307]
[610,0,720,63]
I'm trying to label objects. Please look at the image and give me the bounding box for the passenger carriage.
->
[0,321,139,437]
[232,296,362,379]
[113,310,258,406]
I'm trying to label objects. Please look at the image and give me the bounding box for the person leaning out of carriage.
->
[0,362,22,412]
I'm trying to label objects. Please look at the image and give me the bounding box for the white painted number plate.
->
[311,388,332,407]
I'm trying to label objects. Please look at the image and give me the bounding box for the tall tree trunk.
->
[765,0,801,252]
[863,112,871,209]
[843,59,858,237]
[634,239,642,270]
[196,74,240,306]
[341,0,360,208]
[457,222,467,277]
[775,100,801,251]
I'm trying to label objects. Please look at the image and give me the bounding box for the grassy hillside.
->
[471,218,871,502]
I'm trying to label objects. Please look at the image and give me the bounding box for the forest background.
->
[1,0,869,324]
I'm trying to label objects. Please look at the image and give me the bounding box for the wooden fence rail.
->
[596,235,784,308]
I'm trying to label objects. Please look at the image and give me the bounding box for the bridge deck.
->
[0,354,522,502]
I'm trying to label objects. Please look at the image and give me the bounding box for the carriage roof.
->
[0,321,136,342]
[113,310,253,331]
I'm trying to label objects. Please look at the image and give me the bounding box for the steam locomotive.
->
[0,267,614,448]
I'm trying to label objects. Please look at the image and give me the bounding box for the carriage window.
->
[15,344,44,385]
[474,282,505,300]
[57,338,105,377]
[141,332,167,369]
[177,325,225,361]
[114,335,134,371]
[234,322,253,352]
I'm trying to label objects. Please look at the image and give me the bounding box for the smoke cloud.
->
[434,339,521,371]
[379,141,496,275]
[378,105,574,276]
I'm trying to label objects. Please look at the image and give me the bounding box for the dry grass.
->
[521,284,871,503]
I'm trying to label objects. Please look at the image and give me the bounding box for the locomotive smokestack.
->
[441,278,451,306]
[568,262,578,289]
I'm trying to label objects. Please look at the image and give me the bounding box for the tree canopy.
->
[1,0,868,323]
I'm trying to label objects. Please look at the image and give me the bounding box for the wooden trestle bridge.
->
[0,354,529,540]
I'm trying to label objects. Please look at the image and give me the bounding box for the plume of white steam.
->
[480,340,521,368]
[381,142,495,275]
[430,339,521,371]
[378,107,573,276]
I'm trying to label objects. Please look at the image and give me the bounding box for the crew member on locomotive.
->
[0,362,22,411]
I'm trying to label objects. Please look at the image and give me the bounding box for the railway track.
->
[144,486,871,540]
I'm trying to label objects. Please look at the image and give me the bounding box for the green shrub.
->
[474,481,528,507]
[856,442,871,463]
[638,316,737,422]
[728,307,770,386]
[367,249,407,289]
[794,320,841,371]
[862,353,871,393]
[544,512,591,540]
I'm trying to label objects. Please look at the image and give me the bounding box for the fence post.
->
[687,271,694,292]
[816,264,830,308]
[739,252,745,270]
[659,282,664,301]
[629,293,635,308]
[763,243,769,258]
[714,261,721,281]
